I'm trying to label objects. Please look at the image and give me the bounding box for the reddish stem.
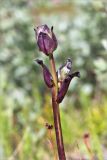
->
[49,54,66,160]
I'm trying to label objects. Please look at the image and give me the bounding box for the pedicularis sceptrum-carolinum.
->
[34,24,80,160]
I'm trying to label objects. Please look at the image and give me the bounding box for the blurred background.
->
[0,0,107,159]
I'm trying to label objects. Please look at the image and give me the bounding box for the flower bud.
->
[56,72,80,103]
[35,59,54,88]
[34,25,57,56]
[57,58,72,88]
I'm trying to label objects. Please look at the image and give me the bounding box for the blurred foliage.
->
[0,0,107,159]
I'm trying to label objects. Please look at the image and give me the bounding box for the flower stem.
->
[49,54,66,160]
[49,54,58,94]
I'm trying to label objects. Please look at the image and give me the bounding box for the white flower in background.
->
[101,39,107,50]
[94,58,107,71]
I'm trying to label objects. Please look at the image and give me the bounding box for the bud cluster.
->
[34,24,80,103]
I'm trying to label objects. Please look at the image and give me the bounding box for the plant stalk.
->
[49,54,66,160]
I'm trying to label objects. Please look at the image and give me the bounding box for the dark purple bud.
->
[56,71,80,103]
[45,123,53,130]
[34,25,58,56]
[35,59,54,88]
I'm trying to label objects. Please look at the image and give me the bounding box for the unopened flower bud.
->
[34,25,57,56]
[57,72,80,103]
[35,59,54,88]
[45,123,53,130]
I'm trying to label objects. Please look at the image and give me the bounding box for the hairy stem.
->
[49,54,66,160]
